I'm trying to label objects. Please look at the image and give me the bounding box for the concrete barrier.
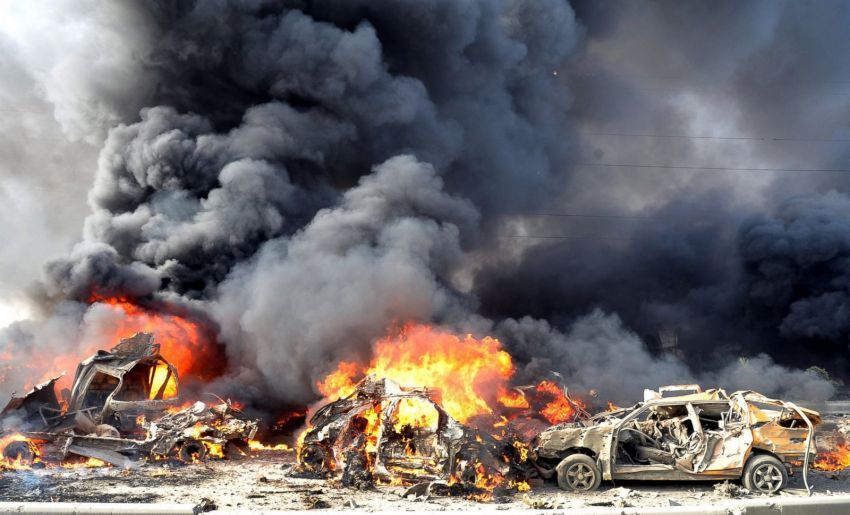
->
[0,503,197,514]
[209,493,850,514]
[1,495,849,514]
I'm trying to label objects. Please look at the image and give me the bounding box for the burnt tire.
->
[556,454,601,492]
[299,443,332,474]
[742,454,787,494]
[3,440,37,465]
[178,439,207,463]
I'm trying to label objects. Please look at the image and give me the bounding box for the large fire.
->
[16,296,220,394]
[317,323,582,427]
[87,295,220,383]
[318,324,518,423]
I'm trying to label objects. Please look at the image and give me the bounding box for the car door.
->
[610,399,748,480]
[696,400,752,475]
[609,401,677,479]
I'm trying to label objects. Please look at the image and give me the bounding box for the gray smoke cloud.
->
[212,155,479,402]
[0,0,842,407]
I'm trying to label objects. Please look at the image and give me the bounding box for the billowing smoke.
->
[0,1,842,408]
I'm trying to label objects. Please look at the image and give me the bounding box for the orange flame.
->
[317,324,517,424]
[536,380,580,424]
[814,443,850,471]
[12,295,219,396]
[0,434,40,470]
[308,323,588,496]
[87,295,220,383]
[248,440,292,452]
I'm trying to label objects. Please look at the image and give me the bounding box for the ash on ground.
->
[2,448,850,511]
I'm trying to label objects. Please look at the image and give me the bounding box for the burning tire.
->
[178,439,207,463]
[742,454,787,494]
[556,454,601,492]
[2,440,37,466]
[299,443,333,474]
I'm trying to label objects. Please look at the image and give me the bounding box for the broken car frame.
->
[298,376,522,489]
[0,333,257,468]
[531,385,820,494]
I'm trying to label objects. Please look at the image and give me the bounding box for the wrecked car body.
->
[298,376,519,490]
[531,385,820,494]
[0,333,257,467]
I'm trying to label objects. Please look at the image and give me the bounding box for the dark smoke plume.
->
[0,1,843,407]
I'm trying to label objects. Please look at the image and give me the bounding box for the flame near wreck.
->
[317,324,584,427]
[814,443,850,472]
[301,324,584,495]
[0,295,223,399]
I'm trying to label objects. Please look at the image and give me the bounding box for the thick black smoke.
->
[0,0,842,407]
[476,0,850,388]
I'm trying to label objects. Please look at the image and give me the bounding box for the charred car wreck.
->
[298,376,528,493]
[0,333,257,468]
[532,385,820,494]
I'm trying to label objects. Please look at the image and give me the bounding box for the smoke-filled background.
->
[0,0,847,408]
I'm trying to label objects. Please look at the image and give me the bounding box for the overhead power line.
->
[497,234,632,241]
[582,131,850,143]
[575,162,850,174]
[527,212,650,220]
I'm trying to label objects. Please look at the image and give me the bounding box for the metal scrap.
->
[0,333,258,467]
[297,376,525,495]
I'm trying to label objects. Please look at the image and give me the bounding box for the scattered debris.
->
[303,495,330,509]
[714,480,748,498]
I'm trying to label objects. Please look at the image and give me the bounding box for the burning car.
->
[531,385,820,494]
[298,376,524,491]
[0,332,257,468]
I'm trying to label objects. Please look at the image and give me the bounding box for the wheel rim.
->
[566,462,595,490]
[752,463,783,493]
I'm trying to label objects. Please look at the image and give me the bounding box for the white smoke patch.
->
[0,301,86,404]
[0,0,156,143]
[212,155,480,404]
[0,299,31,331]
[0,29,99,304]
[0,180,73,302]
[496,309,834,405]
[707,355,835,402]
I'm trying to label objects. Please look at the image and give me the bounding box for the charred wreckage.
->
[297,376,533,497]
[532,385,820,494]
[0,336,825,500]
[0,333,258,468]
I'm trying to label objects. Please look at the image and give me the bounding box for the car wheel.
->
[742,454,787,494]
[299,443,332,473]
[556,454,602,492]
[3,440,37,465]
[178,439,207,463]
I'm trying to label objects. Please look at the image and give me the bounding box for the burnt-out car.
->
[531,385,820,494]
[298,376,516,488]
[0,333,257,467]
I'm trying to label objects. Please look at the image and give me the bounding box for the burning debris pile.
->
[0,333,257,469]
[297,376,530,499]
[294,324,590,499]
